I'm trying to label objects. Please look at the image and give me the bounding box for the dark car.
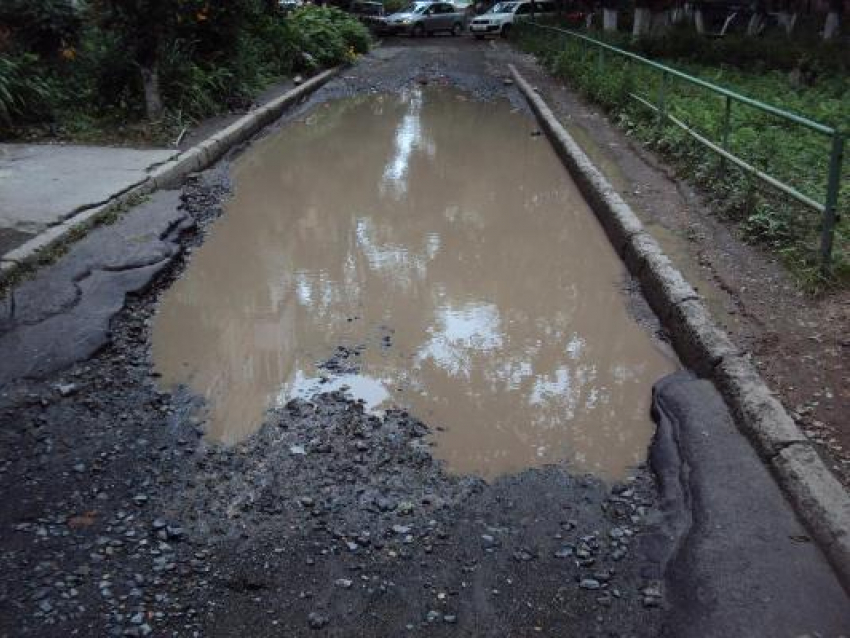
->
[350,0,386,29]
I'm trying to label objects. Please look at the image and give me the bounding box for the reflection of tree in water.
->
[152,87,674,478]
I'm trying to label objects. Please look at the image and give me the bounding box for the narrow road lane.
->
[0,39,847,638]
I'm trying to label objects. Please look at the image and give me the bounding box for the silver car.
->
[384,1,466,36]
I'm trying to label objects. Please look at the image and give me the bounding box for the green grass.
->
[515,25,850,289]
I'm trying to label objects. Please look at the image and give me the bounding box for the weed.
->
[515,25,849,288]
[1,4,371,144]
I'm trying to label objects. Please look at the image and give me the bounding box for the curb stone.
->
[712,355,808,457]
[0,66,341,287]
[774,444,850,567]
[508,63,850,592]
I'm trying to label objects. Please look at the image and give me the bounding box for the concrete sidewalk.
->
[0,143,177,255]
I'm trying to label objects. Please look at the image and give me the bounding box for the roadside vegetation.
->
[383,0,408,13]
[0,0,370,145]
[515,23,849,288]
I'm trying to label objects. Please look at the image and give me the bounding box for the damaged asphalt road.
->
[1,40,849,637]
[0,191,192,384]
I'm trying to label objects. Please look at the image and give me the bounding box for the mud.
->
[153,86,675,481]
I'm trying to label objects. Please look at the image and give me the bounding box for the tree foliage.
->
[0,0,81,56]
[0,0,370,133]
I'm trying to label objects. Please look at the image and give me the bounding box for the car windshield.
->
[488,2,517,13]
[399,2,429,12]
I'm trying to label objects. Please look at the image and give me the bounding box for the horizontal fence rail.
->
[523,21,846,272]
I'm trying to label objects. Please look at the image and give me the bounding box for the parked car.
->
[349,0,386,30]
[469,0,554,38]
[383,1,467,36]
[278,0,304,13]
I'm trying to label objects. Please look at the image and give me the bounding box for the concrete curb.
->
[508,64,850,592]
[0,67,340,287]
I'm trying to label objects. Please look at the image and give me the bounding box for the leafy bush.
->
[0,0,371,140]
[287,6,371,68]
[0,54,58,125]
[626,26,850,78]
[157,39,234,119]
[70,25,139,113]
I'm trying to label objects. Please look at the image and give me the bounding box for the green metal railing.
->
[525,22,846,272]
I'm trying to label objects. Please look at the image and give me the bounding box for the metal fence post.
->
[657,70,668,126]
[820,132,845,273]
[720,94,732,171]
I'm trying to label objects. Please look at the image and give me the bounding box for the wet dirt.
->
[152,86,676,481]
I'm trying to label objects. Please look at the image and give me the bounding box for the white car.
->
[384,1,467,36]
[278,0,304,12]
[469,0,554,38]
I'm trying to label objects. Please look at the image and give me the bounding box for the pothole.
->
[152,86,676,480]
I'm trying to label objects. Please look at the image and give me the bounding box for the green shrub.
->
[515,25,850,286]
[70,25,139,113]
[627,26,850,78]
[0,53,58,126]
[0,0,370,139]
[288,5,371,68]
[158,39,233,119]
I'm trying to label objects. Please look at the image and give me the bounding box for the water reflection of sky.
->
[282,370,391,412]
[381,88,435,197]
[418,303,504,377]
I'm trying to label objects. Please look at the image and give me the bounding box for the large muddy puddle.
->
[152,87,676,480]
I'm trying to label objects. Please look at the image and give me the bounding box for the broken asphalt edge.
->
[508,63,850,593]
[0,66,341,287]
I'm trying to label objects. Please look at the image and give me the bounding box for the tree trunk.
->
[633,6,652,36]
[777,0,798,35]
[747,0,766,35]
[823,0,841,39]
[603,7,618,30]
[141,65,163,121]
[781,11,797,34]
[670,1,686,24]
[694,5,705,33]
[824,10,840,38]
[746,12,764,34]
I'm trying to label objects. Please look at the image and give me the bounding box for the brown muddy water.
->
[152,87,677,481]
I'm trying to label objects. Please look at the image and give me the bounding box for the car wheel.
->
[501,23,512,38]
[451,22,463,36]
[412,23,424,37]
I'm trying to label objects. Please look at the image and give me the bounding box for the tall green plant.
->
[288,6,370,68]
[515,25,849,285]
[0,54,56,126]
